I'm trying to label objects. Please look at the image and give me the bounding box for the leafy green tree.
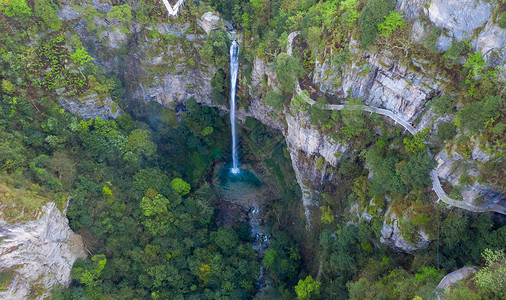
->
[295,276,321,299]
[140,192,177,236]
[430,95,456,115]
[358,0,394,48]
[366,147,406,195]
[340,0,360,27]
[436,122,457,143]
[403,128,429,155]
[170,178,190,196]
[264,89,287,111]
[443,41,470,67]
[125,129,156,158]
[378,11,405,37]
[498,12,506,29]
[49,150,76,183]
[454,95,502,133]
[290,90,310,113]
[275,53,305,93]
[211,227,239,255]
[342,96,365,137]
[34,0,61,31]
[107,4,132,23]
[210,69,229,105]
[70,36,95,67]
[464,52,487,80]
[474,249,506,297]
[76,5,104,31]
[199,30,231,70]
[400,152,437,189]
[73,255,107,288]
[307,26,321,54]
[133,168,169,197]
[310,97,332,127]
[0,131,26,172]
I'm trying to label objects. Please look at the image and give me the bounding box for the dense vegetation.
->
[0,0,505,299]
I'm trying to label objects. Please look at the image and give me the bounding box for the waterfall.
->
[230,40,240,175]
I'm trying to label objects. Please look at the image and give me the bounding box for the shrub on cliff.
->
[275,53,304,93]
[358,0,394,48]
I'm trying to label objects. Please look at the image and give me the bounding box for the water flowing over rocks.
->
[0,202,87,299]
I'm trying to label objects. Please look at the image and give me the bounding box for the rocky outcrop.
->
[340,51,441,123]
[285,114,346,168]
[198,12,222,34]
[436,266,476,298]
[0,202,87,299]
[60,92,121,119]
[423,0,506,65]
[428,0,494,41]
[473,21,506,66]
[380,205,431,253]
[435,148,506,213]
[395,0,428,22]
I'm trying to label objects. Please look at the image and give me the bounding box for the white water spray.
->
[230,40,240,175]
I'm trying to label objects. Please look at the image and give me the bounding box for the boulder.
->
[437,266,476,294]
[198,12,222,34]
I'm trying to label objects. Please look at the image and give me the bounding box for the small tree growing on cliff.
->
[378,11,405,37]
[474,249,506,297]
[275,53,305,93]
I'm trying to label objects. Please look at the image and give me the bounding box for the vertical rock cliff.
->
[0,202,87,299]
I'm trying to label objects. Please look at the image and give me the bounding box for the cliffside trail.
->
[287,32,505,215]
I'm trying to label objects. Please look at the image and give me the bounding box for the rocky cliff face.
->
[314,44,442,124]
[380,203,431,253]
[397,0,506,66]
[32,0,504,265]
[435,145,506,208]
[0,202,87,299]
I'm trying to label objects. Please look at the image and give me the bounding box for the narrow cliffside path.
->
[287,32,505,215]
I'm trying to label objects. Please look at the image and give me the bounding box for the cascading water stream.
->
[230,40,240,174]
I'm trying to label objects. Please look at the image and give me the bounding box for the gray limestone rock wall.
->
[395,0,429,21]
[473,21,506,67]
[60,92,121,120]
[340,51,441,123]
[419,0,506,66]
[428,0,494,42]
[0,202,87,300]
